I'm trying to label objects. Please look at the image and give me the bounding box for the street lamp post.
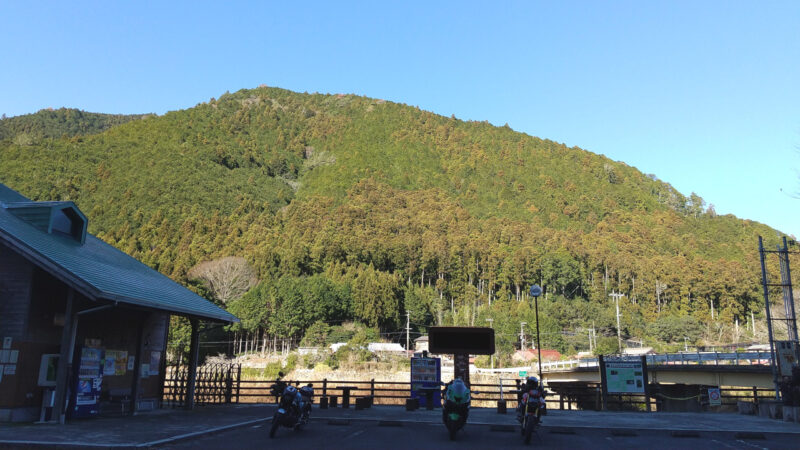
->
[529,285,543,379]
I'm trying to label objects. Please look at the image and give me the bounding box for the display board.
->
[410,356,441,407]
[602,357,646,394]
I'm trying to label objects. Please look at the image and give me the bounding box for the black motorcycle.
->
[269,384,313,438]
[269,372,287,404]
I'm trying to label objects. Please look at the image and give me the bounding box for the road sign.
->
[708,387,721,406]
[518,370,527,377]
[529,285,542,297]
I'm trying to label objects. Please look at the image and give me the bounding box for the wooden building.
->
[0,184,238,422]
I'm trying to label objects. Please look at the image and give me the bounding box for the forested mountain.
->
[0,87,786,358]
[0,108,149,142]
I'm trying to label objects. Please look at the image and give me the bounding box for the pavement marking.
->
[346,430,366,439]
[735,439,769,450]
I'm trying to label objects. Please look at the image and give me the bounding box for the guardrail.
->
[476,351,774,374]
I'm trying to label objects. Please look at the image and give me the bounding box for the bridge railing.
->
[487,351,775,373]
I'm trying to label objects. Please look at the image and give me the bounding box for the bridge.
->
[476,351,775,388]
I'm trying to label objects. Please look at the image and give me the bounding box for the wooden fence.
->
[162,364,774,412]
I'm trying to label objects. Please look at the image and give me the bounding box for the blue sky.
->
[2,1,799,236]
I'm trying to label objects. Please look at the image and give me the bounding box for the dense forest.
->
[0,87,791,362]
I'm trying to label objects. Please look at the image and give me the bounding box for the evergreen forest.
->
[0,87,791,363]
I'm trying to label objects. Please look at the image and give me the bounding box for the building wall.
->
[0,250,69,420]
[0,241,34,338]
[0,242,170,421]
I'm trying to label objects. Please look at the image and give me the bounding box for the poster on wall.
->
[149,352,161,376]
[104,350,129,376]
[103,354,116,376]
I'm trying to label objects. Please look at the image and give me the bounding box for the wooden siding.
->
[0,241,33,338]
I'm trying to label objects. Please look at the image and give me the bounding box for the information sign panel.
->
[604,359,645,394]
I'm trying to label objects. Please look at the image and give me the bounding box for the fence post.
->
[323,378,328,397]
[370,379,375,398]
[225,365,233,403]
[236,364,241,403]
[752,386,759,408]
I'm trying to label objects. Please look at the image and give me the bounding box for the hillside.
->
[0,108,149,142]
[0,87,785,357]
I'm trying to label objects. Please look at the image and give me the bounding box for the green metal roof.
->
[0,183,238,323]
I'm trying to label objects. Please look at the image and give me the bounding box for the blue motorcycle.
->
[269,384,314,438]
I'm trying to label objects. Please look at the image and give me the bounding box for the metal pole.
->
[781,237,799,341]
[610,292,625,353]
[758,236,781,399]
[534,296,543,380]
[486,318,494,370]
[406,311,411,352]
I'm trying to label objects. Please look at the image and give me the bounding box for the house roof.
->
[0,183,238,323]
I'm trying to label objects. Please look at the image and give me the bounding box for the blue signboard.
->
[410,356,441,407]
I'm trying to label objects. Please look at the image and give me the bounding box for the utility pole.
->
[486,318,494,370]
[406,311,411,353]
[520,322,527,351]
[609,292,625,353]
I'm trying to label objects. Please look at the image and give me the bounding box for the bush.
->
[285,353,298,371]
